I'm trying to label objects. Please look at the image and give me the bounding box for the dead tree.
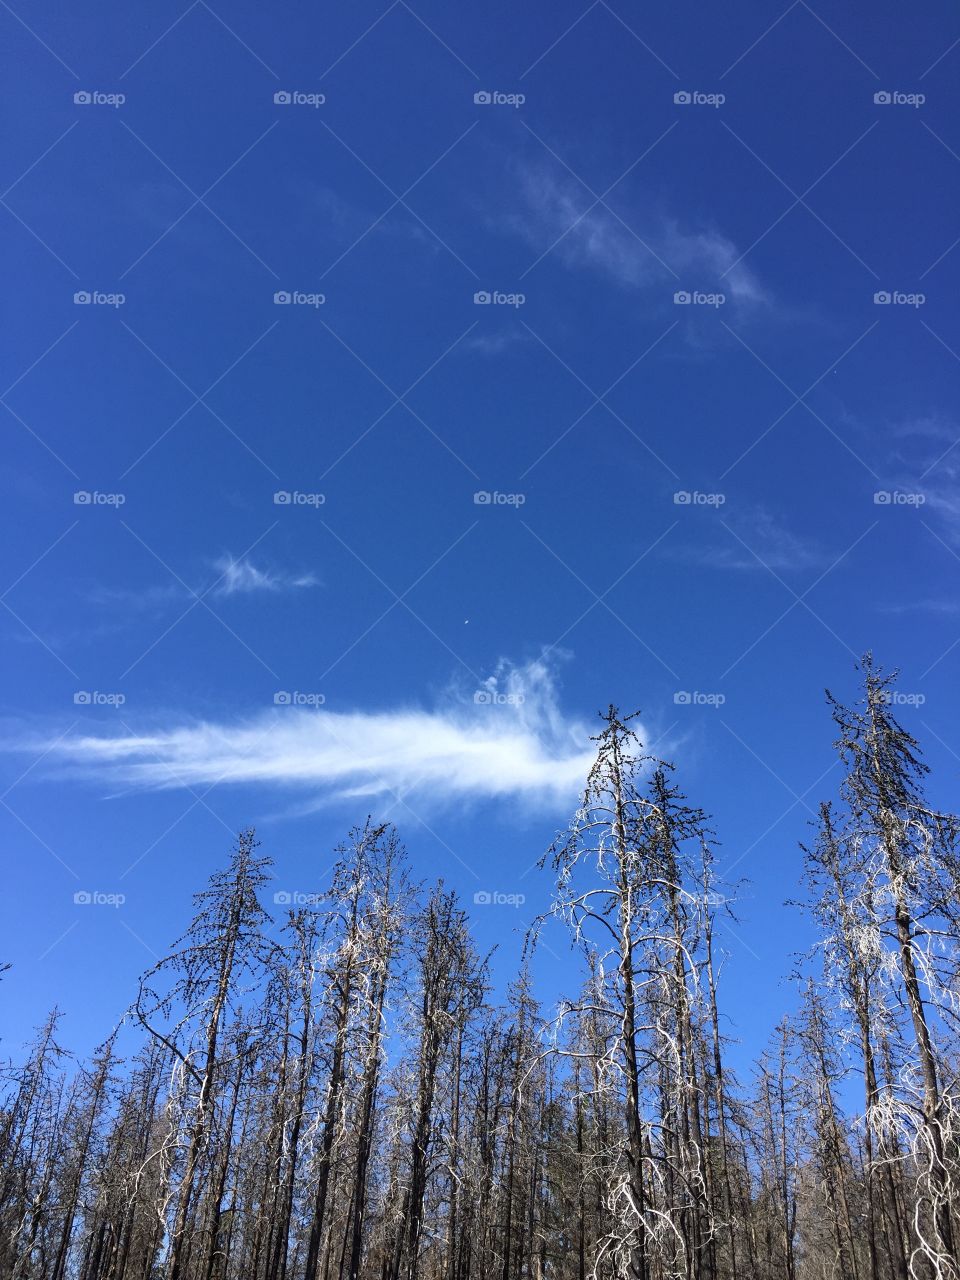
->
[134,829,274,1280]
[542,707,720,1280]
[828,656,960,1278]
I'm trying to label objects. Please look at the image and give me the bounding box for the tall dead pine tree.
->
[543,708,719,1280]
[135,829,274,1280]
[814,655,960,1280]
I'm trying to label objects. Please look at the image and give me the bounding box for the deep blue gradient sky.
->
[2,0,960,1074]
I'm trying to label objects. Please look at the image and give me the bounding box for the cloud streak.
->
[87,555,318,614]
[212,555,317,597]
[884,415,960,543]
[21,660,599,812]
[672,508,824,572]
[510,165,768,305]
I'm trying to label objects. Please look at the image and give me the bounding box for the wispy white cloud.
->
[660,218,767,306]
[674,507,824,572]
[885,414,960,542]
[462,328,533,355]
[508,165,768,305]
[212,555,317,597]
[87,582,186,613]
[914,473,960,539]
[877,597,960,616]
[888,413,955,444]
[86,555,318,614]
[21,658,601,812]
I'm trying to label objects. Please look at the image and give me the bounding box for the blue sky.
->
[2,0,960,1073]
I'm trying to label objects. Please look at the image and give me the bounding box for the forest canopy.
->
[3,655,960,1280]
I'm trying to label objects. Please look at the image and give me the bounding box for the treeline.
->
[3,655,960,1280]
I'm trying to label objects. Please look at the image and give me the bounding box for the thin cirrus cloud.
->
[878,598,960,616]
[211,555,318,597]
[671,508,825,573]
[886,415,960,543]
[27,660,601,812]
[509,165,768,305]
[88,555,318,613]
